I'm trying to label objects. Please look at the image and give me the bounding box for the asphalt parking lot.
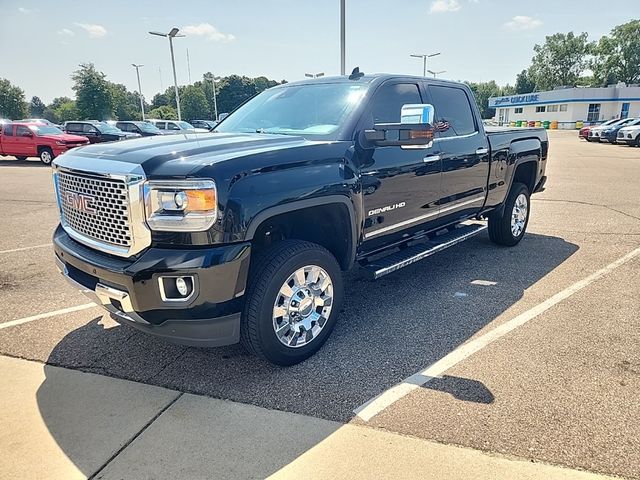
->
[1,130,639,479]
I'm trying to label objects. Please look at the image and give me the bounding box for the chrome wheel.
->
[272,265,334,348]
[40,150,52,164]
[511,193,528,237]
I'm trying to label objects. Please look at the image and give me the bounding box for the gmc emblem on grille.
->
[63,191,97,214]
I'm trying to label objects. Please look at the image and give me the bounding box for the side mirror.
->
[364,104,435,147]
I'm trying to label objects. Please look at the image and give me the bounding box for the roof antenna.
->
[348,67,364,80]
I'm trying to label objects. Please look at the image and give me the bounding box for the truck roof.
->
[275,73,467,89]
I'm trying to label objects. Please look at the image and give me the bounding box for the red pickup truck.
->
[0,122,89,165]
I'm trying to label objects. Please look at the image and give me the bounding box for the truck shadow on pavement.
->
[36,232,577,478]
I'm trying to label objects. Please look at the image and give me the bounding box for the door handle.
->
[423,155,441,163]
[476,147,489,155]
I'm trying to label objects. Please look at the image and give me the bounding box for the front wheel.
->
[241,240,343,366]
[488,182,530,246]
[39,147,54,165]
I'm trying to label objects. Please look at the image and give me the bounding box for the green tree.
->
[466,81,515,119]
[147,105,177,120]
[29,96,46,117]
[529,32,592,91]
[72,63,113,120]
[151,92,170,110]
[43,97,73,123]
[591,20,640,86]
[0,78,28,119]
[54,101,80,123]
[181,85,209,121]
[110,82,143,120]
[514,69,536,93]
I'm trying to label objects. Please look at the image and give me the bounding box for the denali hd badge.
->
[63,191,97,214]
[368,202,406,216]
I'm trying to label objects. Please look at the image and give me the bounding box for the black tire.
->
[586,137,592,142]
[635,135,640,147]
[39,147,54,165]
[241,239,343,366]
[15,156,27,161]
[488,182,530,247]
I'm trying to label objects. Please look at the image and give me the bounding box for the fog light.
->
[176,277,188,296]
[158,275,194,301]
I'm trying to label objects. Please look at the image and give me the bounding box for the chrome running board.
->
[361,223,488,280]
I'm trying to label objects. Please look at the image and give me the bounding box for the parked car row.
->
[0,117,218,164]
[579,117,640,146]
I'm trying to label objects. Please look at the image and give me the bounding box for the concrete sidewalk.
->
[0,355,618,480]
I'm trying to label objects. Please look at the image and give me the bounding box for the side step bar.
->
[361,223,488,280]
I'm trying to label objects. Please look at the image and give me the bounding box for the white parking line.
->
[0,304,96,330]
[0,244,51,254]
[354,245,640,421]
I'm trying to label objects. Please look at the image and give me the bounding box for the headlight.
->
[143,179,217,231]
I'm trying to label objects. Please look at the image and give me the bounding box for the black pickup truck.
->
[52,72,548,365]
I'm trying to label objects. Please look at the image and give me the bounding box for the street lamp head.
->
[169,27,180,37]
[316,72,325,78]
[305,73,314,78]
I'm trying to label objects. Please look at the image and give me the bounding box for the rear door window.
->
[2,124,14,136]
[167,122,180,130]
[427,85,477,137]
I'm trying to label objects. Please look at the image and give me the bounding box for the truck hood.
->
[56,132,325,177]
[39,133,89,143]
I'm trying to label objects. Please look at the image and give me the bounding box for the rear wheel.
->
[488,182,530,247]
[241,240,343,366]
[39,147,54,165]
[635,135,640,147]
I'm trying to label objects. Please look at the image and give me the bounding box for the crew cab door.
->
[359,81,442,247]
[15,125,37,157]
[426,84,490,223]
[1,124,17,155]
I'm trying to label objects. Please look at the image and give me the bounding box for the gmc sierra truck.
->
[52,72,548,366]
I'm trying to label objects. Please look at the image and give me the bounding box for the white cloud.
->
[57,28,75,37]
[181,23,235,42]
[504,16,543,31]
[429,0,461,13]
[18,7,31,14]
[74,23,107,38]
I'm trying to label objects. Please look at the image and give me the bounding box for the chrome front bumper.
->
[55,255,149,325]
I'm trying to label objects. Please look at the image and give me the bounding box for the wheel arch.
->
[245,196,358,270]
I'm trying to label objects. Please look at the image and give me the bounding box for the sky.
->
[1,0,637,104]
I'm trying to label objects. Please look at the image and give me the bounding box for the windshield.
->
[215,83,368,138]
[96,123,122,134]
[177,121,195,129]
[137,122,161,133]
[29,125,64,136]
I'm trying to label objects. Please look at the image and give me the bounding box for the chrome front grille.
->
[57,171,132,247]
[53,157,151,258]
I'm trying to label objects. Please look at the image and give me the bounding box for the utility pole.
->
[131,64,145,120]
[186,48,192,84]
[410,52,441,77]
[159,67,163,91]
[150,28,185,120]
[205,73,221,120]
[340,0,345,75]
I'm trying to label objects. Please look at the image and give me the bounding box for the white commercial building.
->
[489,84,640,127]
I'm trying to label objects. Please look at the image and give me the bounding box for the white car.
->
[148,119,209,135]
[617,123,640,147]
[588,118,632,142]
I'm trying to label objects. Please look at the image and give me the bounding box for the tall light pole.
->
[410,52,441,77]
[149,28,185,120]
[340,0,345,75]
[131,64,145,121]
[205,73,221,120]
[427,69,446,78]
[305,72,325,78]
